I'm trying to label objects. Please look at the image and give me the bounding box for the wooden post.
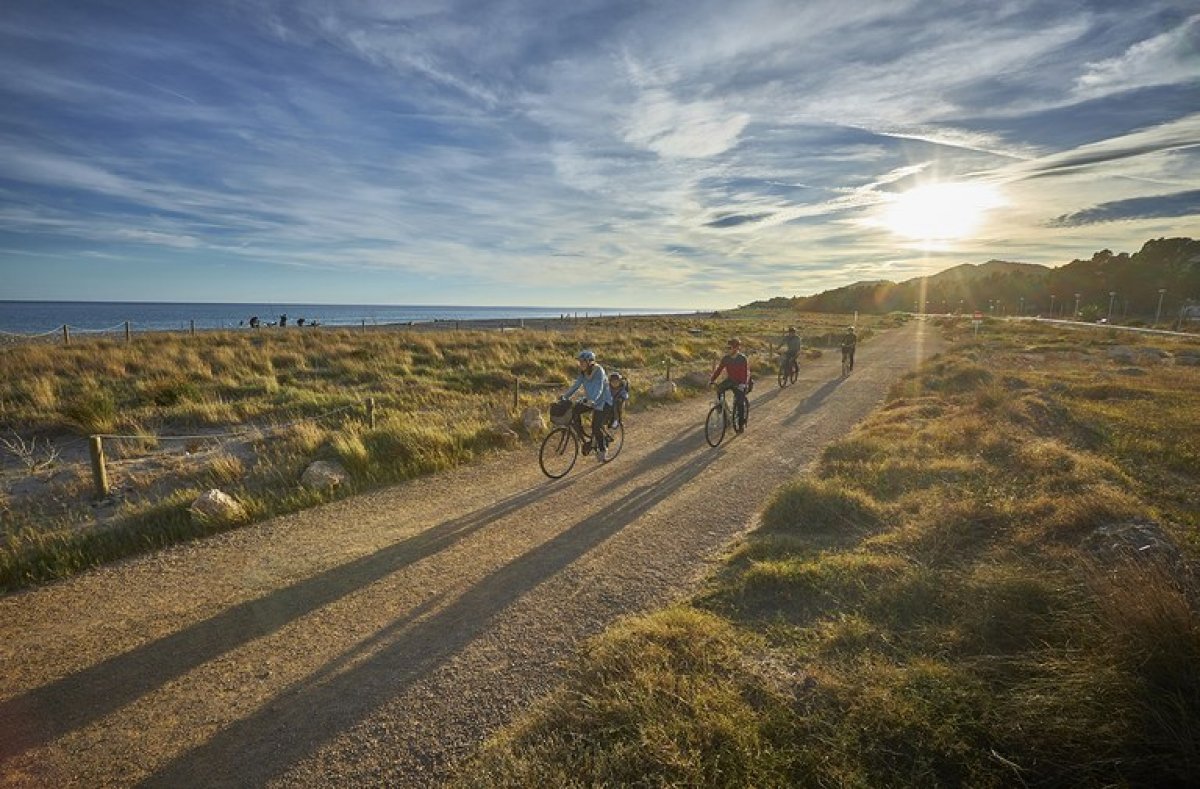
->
[513,377,520,410]
[89,435,109,498]
[666,359,672,381]
[361,319,367,331]
[62,324,70,346]
[190,319,195,336]
[367,397,376,429]
[124,321,131,343]
[455,320,461,331]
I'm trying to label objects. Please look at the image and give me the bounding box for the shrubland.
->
[457,319,1200,788]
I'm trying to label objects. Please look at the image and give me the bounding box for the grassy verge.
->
[0,311,872,591]
[455,319,1200,788]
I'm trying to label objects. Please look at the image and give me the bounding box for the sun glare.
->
[880,182,1005,243]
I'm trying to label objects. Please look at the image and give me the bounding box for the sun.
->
[879,181,1005,243]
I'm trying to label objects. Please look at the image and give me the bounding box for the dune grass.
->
[456,319,1200,788]
[0,311,870,591]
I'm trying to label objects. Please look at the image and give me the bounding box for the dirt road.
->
[0,321,942,787]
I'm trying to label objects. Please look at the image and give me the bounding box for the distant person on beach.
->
[279,314,287,327]
[249,316,260,329]
[561,349,613,461]
[607,372,630,428]
[296,317,305,327]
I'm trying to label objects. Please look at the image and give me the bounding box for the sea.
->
[0,301,694,336]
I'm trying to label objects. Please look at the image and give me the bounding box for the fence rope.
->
[64,323,131,334]
[95,404,359,442]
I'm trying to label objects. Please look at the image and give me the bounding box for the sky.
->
[1,0,1198,309]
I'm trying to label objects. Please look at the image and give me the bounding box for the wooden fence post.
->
[62,324,70,346]
[89,435,109,498]
[513,377,520,410]
[124,321,131,343]
[367,397,376,429]
[189,319,195,336]
[666,359,672,381]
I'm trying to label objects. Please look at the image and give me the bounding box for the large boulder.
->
[1106,345,1162,365]
[521,406,547,436]
[680,370,712,387]
[189,489,247,525]
[648,380,678,399]
[301,460,350,490]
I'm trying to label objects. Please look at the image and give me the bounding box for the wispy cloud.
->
[1049,189,1200,227]
[1073,14,1200,100]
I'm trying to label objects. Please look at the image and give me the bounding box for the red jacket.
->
[710,352,749,385]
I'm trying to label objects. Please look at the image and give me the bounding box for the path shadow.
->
[141,450,721,787]
[782,377,846,426]
[0,478,578,764]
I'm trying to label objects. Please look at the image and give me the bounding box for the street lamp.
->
[1073,293,1081,319]
[1108,291,1117,323]
[1156,288,1166,327]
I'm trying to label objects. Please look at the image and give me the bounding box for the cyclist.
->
[840,326,857,371]
[561,349,614,461]
[779,326,802,376]
[709,337,751,426]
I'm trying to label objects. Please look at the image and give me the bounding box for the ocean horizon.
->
[0,300,698,336]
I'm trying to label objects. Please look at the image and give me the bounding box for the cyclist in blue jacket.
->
[561,349,614,461]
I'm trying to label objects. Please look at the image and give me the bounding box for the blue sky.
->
[1,1,1197,309]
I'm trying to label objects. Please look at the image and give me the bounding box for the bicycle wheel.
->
[733,396,748,433]
[600,422,625,461]
[539,426,579,478]
[842,353,851,377]
[789,360,799,385]
[704,404,726,447]
[777,363,788,388]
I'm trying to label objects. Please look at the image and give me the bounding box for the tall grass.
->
[1,312,872,591]
[457,320,1200,787]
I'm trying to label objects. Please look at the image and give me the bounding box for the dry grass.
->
[458,319,1200,788]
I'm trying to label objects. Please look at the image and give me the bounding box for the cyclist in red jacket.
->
[710,337,751,419]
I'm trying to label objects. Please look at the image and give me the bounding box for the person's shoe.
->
[582,441,592,455]
[610,420,620,428]
[596,446,608,462]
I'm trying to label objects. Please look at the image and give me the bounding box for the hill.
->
[749,237,1200,320]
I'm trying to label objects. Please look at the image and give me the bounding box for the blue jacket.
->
[564,364,613,409]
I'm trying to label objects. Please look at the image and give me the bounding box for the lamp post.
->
[1108,291,1117,323]
[1155,288,1166,327]
[1050,294,1056,318]
[1073,293,1081,319]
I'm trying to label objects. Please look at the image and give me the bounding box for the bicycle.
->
[777,352,799,388]
[539,400,625,479]
[841,346,854,377]
[704,384,748,447]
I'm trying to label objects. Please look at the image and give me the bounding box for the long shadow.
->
[141,451,721,787]
[0,478,579,764]
[782,377,846,426]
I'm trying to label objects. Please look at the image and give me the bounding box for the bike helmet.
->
[609,371,621,380]
[577,349,596,362]
[728,337,741,347]
[786,326,796,334]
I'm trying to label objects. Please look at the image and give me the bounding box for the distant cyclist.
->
[709,337,751,424]
[780,326,802,372]
[561,349,614,461]
[840,326,857,371]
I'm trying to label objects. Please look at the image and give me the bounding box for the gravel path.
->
[0,321,942,788]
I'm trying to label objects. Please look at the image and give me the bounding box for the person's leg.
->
[572,401,590,447]
[591,408,607,451]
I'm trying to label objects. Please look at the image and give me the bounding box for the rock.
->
[680,371,712,387]
[189,489,247,525]
[1116,367,1147,376]
[1173,352,1200,367]
[301,460,350,490]
[521,407,546,435]
[483,424,520,446]
[648,380,678,399]
[1081,521,1182,569]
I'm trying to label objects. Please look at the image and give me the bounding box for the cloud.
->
[622,87,750,160]
[1074,14,1200,100]
[1048,189,1200,226]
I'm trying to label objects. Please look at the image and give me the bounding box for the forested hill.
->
[750,237,1200,318]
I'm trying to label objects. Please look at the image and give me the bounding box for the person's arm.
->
[563,373,584,399]
[710,355,727,384]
